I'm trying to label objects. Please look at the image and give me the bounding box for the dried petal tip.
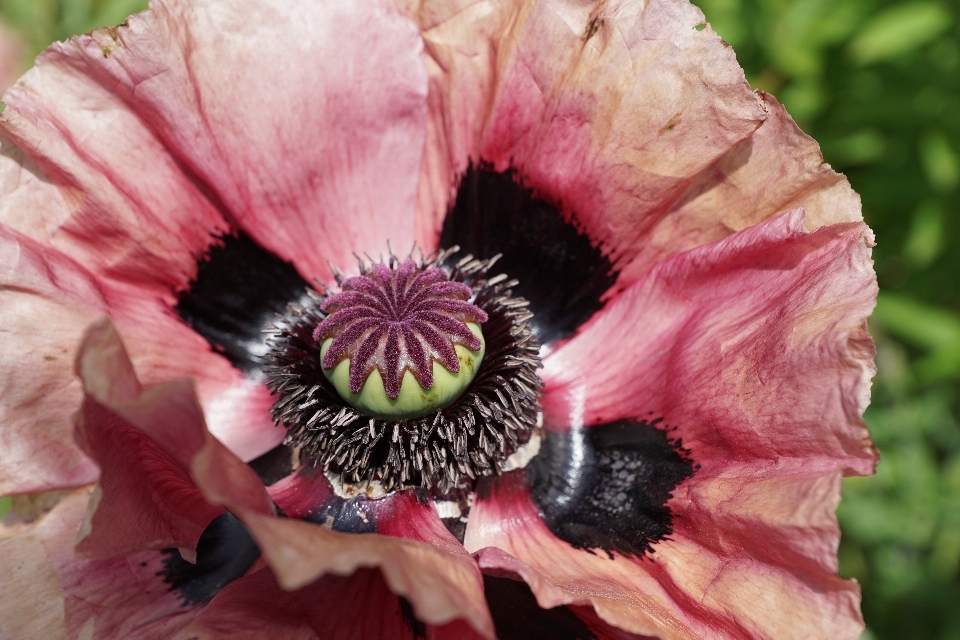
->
[313,260,487,419]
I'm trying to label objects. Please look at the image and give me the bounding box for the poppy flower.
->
[0,0,878,638]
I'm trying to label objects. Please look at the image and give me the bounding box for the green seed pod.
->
[320,323,485,419]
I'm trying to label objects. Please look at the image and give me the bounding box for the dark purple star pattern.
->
[313,260,488,398]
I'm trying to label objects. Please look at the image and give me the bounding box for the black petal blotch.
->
[527,419,696,558]
[176,233,311,376]
[158,512,261,606]
[441,164,618,345]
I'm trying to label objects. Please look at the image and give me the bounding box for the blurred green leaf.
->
[779,79,825,122]
[823,128,887,166]
[849,1,953,65]
[90,0,149,32]
[0,495,10,519]
[920,131,960,192]
[59,0,91,40]
[873,292,960,351]
[696,0,748,47]
[873,292,960,383]
[904,201,946,268]
[928,37,960,70]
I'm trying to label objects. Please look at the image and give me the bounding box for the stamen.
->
[264,249,543,492]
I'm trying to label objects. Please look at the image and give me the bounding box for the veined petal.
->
[75,320,275,518]
[410,0,763,266]
[186,566,489,640]
[618,92,863,286]
[0,229,102,494]
[72,391,226,560]
[46,0,427,278]
[466,471,865,639]
[0,488,201,640]
[73,319,493,638]
[542,209,876,472]
[0,520,66,639]
[71,319,264,559]
[0,71,229,292]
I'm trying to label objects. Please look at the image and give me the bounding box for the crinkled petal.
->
[0,150,279,474]
[464,210,875,638]
[70,318,263,560]
[36,0,427,278]
[185,566,488,640]
[237,513,494,638]
[466,472,864,640]
[0,73,229,290]
[618,92,863,285]
[72,384,226,560]
[76,319,276,518]
[0,524,66,639]
[1,488,201,640]
[410,0,763,270]
[75,319,493,638]
[0,228,102,494]
[541,209,876,472]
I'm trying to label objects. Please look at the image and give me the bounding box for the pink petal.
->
[236,513,494,638]
[46,0,427,279]
[265,465,337,519]
[186,566,488,640]
[466,472,864,640]
[0,58,229,293]
[77,319,492,637]
[0,238,274,495]
[463,210,875,638]
[71,319,271,559]
[370,488,468,556]
[541,209,876,474]
[0,228,102,494]
[411,0,763,266]
[75,318,276,516]
[0,520,67,639]
[616,92,864,286]
[73,389,226,560]
[1,488,201,640]
[572,605,659,640]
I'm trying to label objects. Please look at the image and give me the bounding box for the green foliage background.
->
[0,0,958,638]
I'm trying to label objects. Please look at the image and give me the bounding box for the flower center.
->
[265,250,542,492]
[314,260,487,419]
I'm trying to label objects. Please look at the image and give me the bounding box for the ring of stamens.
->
[265,249,542,492]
